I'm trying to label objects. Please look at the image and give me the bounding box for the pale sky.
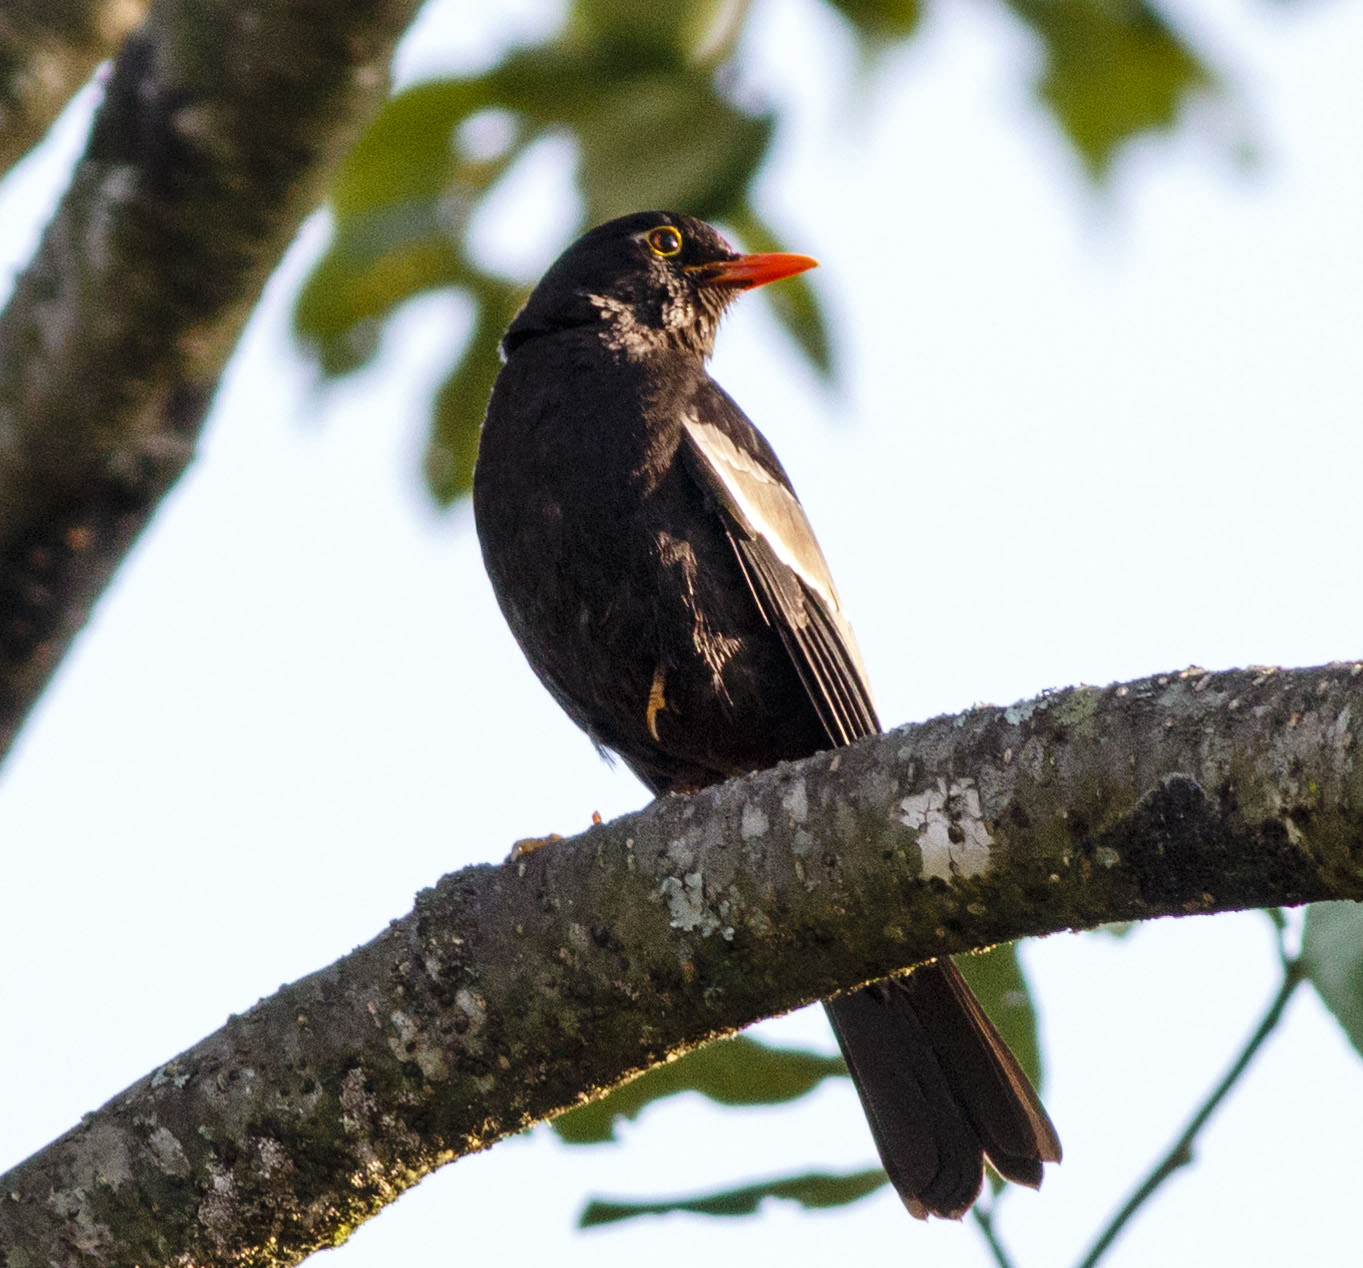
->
[2,1,1361,1265]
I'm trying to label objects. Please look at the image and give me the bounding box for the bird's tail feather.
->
[824,958,1061,1219]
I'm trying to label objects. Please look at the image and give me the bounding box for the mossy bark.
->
[3,662,1361,1266]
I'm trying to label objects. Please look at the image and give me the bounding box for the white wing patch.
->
[681,415,876,707]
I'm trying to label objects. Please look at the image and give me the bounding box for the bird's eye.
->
[646,225,683,258]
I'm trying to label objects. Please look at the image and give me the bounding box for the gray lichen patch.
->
[659,866,740,939]
[145,1124,191,1178]
[1004,697,1043,726]
[900,778,996,881]
[388,1009,452,1080]
[660,871,723,936]
[740,802,769,840]
[454,987,487,1032]
[339,1065,379,1133]
[71,1119,134,1190]
[197,1157,241,1250]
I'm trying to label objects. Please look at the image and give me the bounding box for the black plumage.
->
[473,211,1060,1218]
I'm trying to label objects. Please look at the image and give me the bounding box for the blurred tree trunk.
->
[0,0,422,763]
[0,0,151,178]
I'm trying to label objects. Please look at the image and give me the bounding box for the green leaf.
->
[294,219,465,374]
[579,1167,888,1226]
[570,0,739,63]
[551,1034,847,1145]
[573,72,774,224]
[292,0,1230,499]
[330,79,502,216]
[294,78,528,371]
[487,46,613,123]
[296,41,785,501]
[1301,902,1363,1059]
[822,0,923,47]
[1005,0,1214,178]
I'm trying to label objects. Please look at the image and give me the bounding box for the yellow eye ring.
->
[646,225,683,258]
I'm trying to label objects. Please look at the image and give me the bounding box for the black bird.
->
[473,211,1060,1218]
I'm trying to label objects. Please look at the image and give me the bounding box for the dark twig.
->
[972,1202,1019,1268]
[1074,958,1305,1268]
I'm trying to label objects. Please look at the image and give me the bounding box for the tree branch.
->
[1074,956,1305,1268]
[0,0,422,765]
[3,663,1361,1266]
[973,1204,1021,1268]
[0,1,150,179]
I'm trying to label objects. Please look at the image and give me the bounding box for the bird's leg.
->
[646,665,667,740]
[506,833,564,860]
[506,811,604,860]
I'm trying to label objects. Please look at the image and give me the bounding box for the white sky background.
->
[2,0,1361,1265]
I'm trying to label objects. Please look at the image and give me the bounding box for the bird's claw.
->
[507,833,564,860]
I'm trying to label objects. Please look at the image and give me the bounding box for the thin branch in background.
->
[1074,959,1305,1268]
[972,1203,1019,1268]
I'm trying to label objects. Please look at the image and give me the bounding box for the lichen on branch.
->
[2,662,1361,1267]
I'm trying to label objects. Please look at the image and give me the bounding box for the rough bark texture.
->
[0,0,422,764]
[3,663,1361,1267]
[0,1,150,179]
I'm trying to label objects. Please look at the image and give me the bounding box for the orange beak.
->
[688,252,819,290]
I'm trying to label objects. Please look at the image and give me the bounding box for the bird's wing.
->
[681,394,879,745]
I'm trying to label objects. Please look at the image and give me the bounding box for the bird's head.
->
[501,212,817,362]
